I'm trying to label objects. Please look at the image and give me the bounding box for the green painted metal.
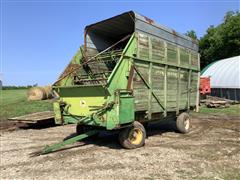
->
[41,130,99,154]
[55,46,84,87]
[38,12,201,153]
[53,101,62,124]
[118,90,135,124]
[50,11,200,132]
[51,32,199,128]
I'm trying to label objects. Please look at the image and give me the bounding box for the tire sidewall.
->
[176,112,191,134]
[119,121,146,149]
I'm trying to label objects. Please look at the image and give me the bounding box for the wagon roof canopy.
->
[85,11,199,52]
[85,11,135,40]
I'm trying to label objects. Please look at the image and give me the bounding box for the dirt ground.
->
[0,114,240,180]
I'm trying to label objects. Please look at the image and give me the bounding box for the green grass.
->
[0,89,53,121]
[0,89,239,121]
[199,104,240,117]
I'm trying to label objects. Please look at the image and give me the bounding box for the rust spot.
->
[59,63,81,79]
[127,65,134,91]
[172,30,177,36]
[144,16,154,24]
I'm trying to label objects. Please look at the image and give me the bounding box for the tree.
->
[199,11,240,68]
[185,30,198,40]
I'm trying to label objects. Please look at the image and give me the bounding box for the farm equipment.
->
[200,77,211,96]
[38,11,200,154]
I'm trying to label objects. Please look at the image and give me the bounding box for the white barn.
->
[201,55,240,101]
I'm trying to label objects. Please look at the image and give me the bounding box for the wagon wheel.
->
[119,121,146,149]
[176,112,191,134]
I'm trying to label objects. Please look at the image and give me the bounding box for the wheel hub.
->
[184,118,190,130]
[129,129,143,145]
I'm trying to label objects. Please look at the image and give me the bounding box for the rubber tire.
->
[142,122,149,130]
[176,112,191,134]
[119,121,146,149]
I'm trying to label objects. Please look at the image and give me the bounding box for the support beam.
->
[164,65,168,117]
[148,62,153,119]
[177,68,180,115]
[195,53,200,112]
[176,47,180,115]
[187,69,192,110]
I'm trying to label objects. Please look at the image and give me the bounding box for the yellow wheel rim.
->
[129,128,143,145]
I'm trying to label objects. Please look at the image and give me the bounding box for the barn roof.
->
[201,56,240,88]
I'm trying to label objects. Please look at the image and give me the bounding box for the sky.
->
[0,0,239,86]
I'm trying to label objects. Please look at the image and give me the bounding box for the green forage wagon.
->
[41,11,200,154]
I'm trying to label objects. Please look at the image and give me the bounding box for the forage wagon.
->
[40,11,200,154]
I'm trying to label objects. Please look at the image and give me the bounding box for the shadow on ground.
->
[40,119,179,155]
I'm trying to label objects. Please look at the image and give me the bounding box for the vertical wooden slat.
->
[148,62,152,119]
[137,33,140,59]
[148,36,152,120]
[164,41,168,117]
[149,36,152,60]
[189,51,192,68]
[187,69,192,110]
[164,41,167,61]
[164,65,168,117]
[195,53,200,112]
[187,52,192,110]
[176,47,180,115]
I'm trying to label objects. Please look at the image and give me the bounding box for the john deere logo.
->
[80,100,87,107]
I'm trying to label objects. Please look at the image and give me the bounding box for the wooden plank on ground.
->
[8,111,54,122]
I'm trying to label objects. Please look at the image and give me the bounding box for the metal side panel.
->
[134,12,198,52]
[119,93,135,124]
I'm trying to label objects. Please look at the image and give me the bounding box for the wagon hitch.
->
[31,102,114,156]
[31,130,100,156]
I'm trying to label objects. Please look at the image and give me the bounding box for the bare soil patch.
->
[1,116,240,179]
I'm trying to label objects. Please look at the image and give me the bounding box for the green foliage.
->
[0,89,52,120]
[185,30,198,40]
[199,11,240,68]
[2,84,37,90]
